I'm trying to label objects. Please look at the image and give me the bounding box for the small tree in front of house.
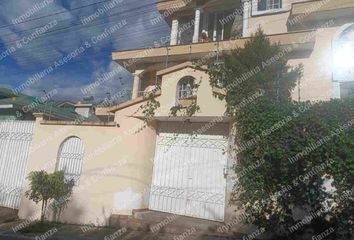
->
[49,171,74,222]
[25,170,74,222]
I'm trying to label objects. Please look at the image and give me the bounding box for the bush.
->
[25,171,74,222]
[208,29,354,239]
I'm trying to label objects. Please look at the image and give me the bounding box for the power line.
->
[0,0,119,29]
[0,23,168,67]
[1,0,340,69]
[0,0,165,46]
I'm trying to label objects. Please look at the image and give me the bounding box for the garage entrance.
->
[149,122,228,221]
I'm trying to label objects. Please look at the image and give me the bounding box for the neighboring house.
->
[0,88,84,121]
[55,101,76,111]
[14,0,354,228]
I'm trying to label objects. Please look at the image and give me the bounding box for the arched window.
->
[333,24,354,98]
[57,137,84,185]
[177,76,195,100]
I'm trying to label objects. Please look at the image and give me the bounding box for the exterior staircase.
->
[109,210,246,239]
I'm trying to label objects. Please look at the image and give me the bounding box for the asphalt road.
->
[0,234,33,240]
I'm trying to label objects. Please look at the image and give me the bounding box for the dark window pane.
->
[258,0,267,11]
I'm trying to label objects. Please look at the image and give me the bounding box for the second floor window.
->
[177,77,195,99]
[258,0,282,11]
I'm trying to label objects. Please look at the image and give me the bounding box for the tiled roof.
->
[0,88,23,98]
[0,93,84,121]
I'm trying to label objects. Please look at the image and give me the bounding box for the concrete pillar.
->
[170,19,179,45]
[242,0,250,37]
[213,13,218,41]
[193,8,201,43]
[132,70,144,99]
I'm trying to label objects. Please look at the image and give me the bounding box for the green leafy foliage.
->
[25,171,74,222]
[139,91,161,127]
[208,29,353,239]
[169,100,201,117]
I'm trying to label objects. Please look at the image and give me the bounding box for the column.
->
[132,70,144,99]
[242,0,250,37]
[193,8,201,43]
[170,19,179,45]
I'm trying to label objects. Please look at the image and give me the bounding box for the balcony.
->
[112,31,316,70]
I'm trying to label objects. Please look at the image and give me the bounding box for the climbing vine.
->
[140,91,160,125]
[140,80,201,124]
[208,29,354,239]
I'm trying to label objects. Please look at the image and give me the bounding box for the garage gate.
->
[149,122,228,221]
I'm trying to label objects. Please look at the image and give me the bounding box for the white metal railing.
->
[0,120,35,209]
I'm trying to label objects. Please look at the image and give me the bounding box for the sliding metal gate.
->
[0,121,35,209]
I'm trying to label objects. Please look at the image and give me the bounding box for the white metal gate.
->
[57,137,84,185]
[0,121,35,209]
[149,123,228,221]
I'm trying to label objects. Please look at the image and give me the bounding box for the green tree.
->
[25,170,74,222]
[49,171,74,222]
[208,29,353,239]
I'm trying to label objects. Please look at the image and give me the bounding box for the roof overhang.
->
[156,0,239,14]
[112,31,316,72]
[74,103,93,108]
[156,61,208,76]
[109,90,162,113]
[157,0,196,12]
[153,116,232,123]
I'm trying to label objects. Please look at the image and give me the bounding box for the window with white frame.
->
[258,0,282,11]
[177,77,195,100]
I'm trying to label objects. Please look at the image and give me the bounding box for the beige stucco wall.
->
[154,67,227,117]
[19,115,157,226]
[289,25,342,102]
[247,0,308,36]
[18,65,229,226]
[245,1,348,102]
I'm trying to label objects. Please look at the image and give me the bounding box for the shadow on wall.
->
[56,191,87,225]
